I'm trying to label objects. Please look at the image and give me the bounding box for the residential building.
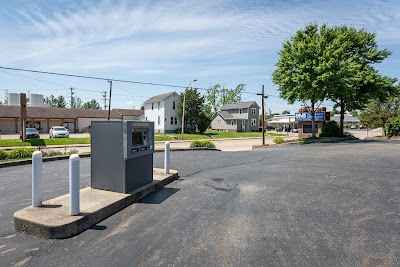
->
[143,92,180,133]
[211,101,260,132]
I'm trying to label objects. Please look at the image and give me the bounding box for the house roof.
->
[0,106,142,119]
[143,92,177,104]
[218,111,235,119]
[220,101,260,110]
[113,109,144,117]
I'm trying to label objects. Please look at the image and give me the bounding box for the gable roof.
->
[113,109,144,117]
[218,111,235,119]
[143,92,177,104]
[220,101,260,110]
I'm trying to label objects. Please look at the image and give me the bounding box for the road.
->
[1,141,399,266]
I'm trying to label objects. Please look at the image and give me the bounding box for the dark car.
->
[20,128,40,139]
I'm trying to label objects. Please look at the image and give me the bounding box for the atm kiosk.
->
[91,120,155,193]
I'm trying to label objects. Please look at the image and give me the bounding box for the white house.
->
[143,92,181,133]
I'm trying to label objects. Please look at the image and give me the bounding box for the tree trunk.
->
[340,100,345,136]
[311,100,316,139]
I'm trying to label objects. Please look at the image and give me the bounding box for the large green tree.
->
[272,23,397,137]
[178,88,209,133]
[272,24,333,138]
[325,25,396,134]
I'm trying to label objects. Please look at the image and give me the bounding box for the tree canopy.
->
[272,23,397,137]
[204,83,246,115]
[178,88,210,133]
[82,99,101,110]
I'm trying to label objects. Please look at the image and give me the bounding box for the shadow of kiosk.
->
[91,120,155,193]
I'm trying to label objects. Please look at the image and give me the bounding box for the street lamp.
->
[181,79,197,140]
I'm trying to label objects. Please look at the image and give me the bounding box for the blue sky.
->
[0,0,399,113]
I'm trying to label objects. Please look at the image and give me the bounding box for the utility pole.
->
[107,81,112,121]
[102,91,107,110]
[70,87,74,108]
[257,85,268,145]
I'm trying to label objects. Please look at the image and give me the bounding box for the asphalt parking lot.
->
[0,141,399,266]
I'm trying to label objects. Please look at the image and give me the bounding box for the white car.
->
[49,126,70,138]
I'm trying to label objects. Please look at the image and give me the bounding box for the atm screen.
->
[132,131,143,146]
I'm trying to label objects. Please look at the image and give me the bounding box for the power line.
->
[0,66,261,95]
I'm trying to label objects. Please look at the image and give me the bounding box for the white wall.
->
[144,102,165,133]
[164,94,180,132]
[144,93,181,133]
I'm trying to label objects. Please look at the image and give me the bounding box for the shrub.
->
[190,140,216,149]
[8,148,37,159]
[41,149,63,157]
[320,121,342,137]
[0,149,8,160]
[273,136,285,144]
[68,149,79,155]
[385,115,400,137]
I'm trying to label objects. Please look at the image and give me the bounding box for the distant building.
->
[143,92,181,133]
[211,101,260,132]
[330,115,360,128]
[0,106,143,134]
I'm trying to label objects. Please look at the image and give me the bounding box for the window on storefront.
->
[303,124,318,133]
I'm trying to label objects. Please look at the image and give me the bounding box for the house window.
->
[158,116,161,125]
[145,117,147,120]
[251,108,256,115]
[158,101,160,109]
[173,101,176,109]
[151,103,154,110]
[175,117,178,124]
[231,121,234,126]
[251,119,256,126]
[171,117,174,124]
[218,119,221,123]
[239,109,242,114]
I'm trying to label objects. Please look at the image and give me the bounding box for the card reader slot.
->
[131,148,139,153]
[140,147,147,151]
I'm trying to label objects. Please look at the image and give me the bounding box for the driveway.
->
[1,141,399,266]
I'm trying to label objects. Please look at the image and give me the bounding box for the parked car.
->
[49,126,70,138]
[350,125,357,129]
[20,128,40,139]
[292,128,299,133]
[275,127,283,132]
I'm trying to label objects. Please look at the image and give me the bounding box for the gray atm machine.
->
[91,120,154,193]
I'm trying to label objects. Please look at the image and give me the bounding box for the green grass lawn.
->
[0,131,285,147]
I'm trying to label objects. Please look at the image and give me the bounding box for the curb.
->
[14,169,179,239]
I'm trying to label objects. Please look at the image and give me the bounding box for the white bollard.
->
[69,154,80,216]
[164,142,170,174]
[32,151,42,207]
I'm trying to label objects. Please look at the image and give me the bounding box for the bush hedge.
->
[190,140,216,149]
[385,115,400,137]
[273,136,285,144]
[320,121,342,137]
[0,148,81,161]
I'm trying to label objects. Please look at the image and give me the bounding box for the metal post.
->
[107,80,112,121]
[69,154,80,215]
[181,92,186,140]
[164,142,170,174]
[32,151,42,207]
